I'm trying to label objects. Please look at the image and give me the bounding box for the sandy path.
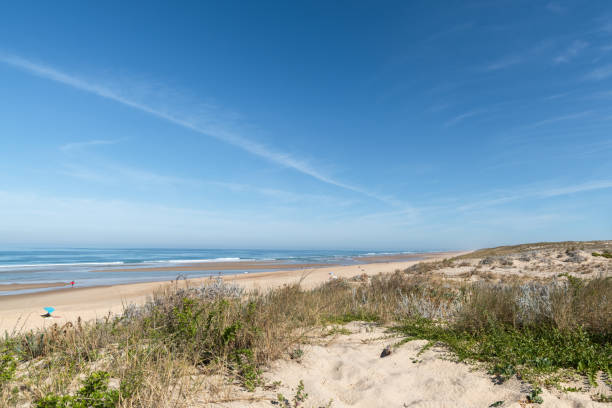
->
[0,252,463,333]
[206,322,609,408]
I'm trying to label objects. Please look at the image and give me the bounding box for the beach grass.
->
[0,264,610,406]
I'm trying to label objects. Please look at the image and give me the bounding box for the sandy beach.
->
[0,251,459,334]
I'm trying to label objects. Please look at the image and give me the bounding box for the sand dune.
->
[205,322,609,408]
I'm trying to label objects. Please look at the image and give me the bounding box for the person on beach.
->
[70,280,75,288]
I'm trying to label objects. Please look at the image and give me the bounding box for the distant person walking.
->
[70,280,75,288]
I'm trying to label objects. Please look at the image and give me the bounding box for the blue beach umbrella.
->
[41,306,55,318]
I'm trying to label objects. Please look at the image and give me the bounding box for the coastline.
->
[0,252,430,295]
[0,251,464,333]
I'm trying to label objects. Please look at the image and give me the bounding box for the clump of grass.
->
[592,251,612,259]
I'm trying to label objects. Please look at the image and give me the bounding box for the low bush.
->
[35,371,120,408]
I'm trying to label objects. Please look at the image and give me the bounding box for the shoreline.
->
[0,251,464,333]
[0,252,431,295]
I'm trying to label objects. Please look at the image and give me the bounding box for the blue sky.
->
[0,0,611,250]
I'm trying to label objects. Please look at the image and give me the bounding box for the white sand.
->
[207,322,609,408]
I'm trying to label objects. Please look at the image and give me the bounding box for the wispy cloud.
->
[482,55,523,72]
[60,139,117,151]
[524,111,592,128]
[584,64,612,81]
[536,180,612,197]
[542,92,571,100]
[444,109,486,127]
[59,160,358,208]
[480,40,555,72]
[0,53,395,205]
[457,180,612,211]
[554,40,588,64]
[60,163,199,187]
[208,181,356,206]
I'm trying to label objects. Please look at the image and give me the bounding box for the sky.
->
[0,0,611,250]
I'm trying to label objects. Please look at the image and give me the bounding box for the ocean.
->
[0,248,425,295]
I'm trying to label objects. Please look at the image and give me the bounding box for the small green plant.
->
[35,371,120,408]
[0,348,17,387]
[293,380,308,406]
[289,348,304,360]
[527,387,543,404]
[232,348,263,391]
[592,393,612,402]
[489,401,504,407]
[321,399,334,408]
[592,251,612,259]
[558,273,583,291]
[276,393,290,407]
[275,380,309,408]
[488,363,516,383]
[324,326,351,337]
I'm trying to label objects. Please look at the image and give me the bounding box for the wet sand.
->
[0,282,69,291]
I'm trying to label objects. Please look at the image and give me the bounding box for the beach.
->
[0,251,457,333]
[2,242,610,407]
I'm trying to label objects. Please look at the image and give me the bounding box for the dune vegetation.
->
[1,243,611,407]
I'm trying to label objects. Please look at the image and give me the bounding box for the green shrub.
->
[35,371,120,408]
[396,318,610,385]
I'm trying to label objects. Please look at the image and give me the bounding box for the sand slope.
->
[209,322,608,408]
